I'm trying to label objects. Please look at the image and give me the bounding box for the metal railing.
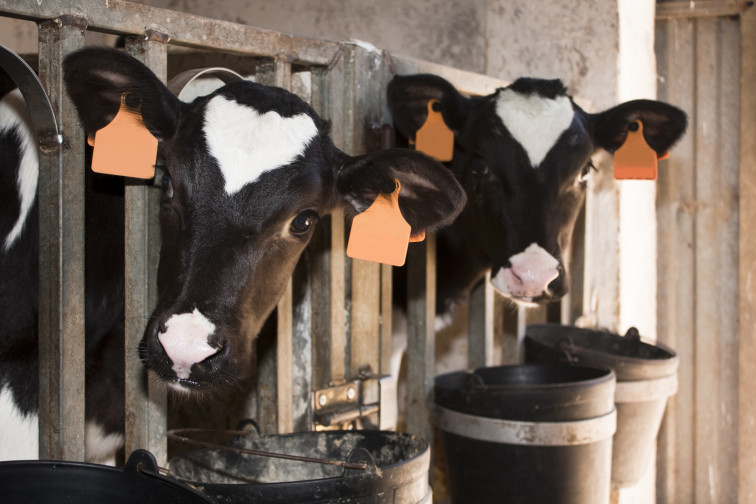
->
[0,0,572,466]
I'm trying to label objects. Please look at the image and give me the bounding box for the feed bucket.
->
[168,424,431,503]
[0,449,213,503]
[434,363,616,504]
[524,324,678,488]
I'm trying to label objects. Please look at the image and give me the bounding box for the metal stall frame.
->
[0,0,571,468]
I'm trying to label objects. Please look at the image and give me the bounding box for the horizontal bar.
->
[656,0,750,19]
[388,52,508,96]
[0,0,342,65]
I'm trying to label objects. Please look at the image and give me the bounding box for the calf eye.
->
[577,161,596,184]
[290,210,319,234]
[161,173,174,198]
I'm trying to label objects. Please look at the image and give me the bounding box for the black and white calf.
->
[388,74,687,311]
[1,48,465,460]
[0,75,126,462]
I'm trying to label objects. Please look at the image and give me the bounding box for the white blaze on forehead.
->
[203,95,319,195]
[158,308,218,380]
[495,89,575,167]
[1,89,39,251]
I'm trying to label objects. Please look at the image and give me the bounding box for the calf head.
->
[64,48,465,392]
[389,74,687,305]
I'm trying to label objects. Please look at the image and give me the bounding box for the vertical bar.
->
[739,7,756,503]
[655,17,696,503]
[468,273,493,369]
[256,56,296,434]
[274,56,294,435]
[123,35,168,463]
[406,234,436,446]
[291,71,314,432]
[346,43,385,380]
[36,16,86,461]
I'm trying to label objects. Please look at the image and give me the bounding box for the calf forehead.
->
[203,95,319,195]
[494,89,575,168]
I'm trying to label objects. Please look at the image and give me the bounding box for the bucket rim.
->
[525,323,679,364]
[442,363,616,393]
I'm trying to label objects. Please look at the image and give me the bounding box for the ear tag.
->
[613,120,658,180]
[346,180,423,267]
[415,99,454,162]
[90,92,158,179]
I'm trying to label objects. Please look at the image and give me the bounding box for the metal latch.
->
[313,372,396,431]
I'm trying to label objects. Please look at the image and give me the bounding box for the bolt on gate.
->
[0,0,579,466]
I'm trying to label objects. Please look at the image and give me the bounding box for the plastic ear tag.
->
[346,180,423,267]
[91,92,158,179]
[415,99,454,162]
[613,120,658,180]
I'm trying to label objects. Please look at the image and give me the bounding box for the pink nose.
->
[157,308,218,380]
[491,244,560,299]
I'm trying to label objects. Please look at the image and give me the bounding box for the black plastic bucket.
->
[0,449,214,503]
[524,324,678,488]
[168,426,431,503]
[433,363,616,504]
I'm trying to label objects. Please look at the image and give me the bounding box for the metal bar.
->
[123,35,168,464]
[739,7,756,503]
[388,52,508,96]
[0,0,341,66]
[405,234,436,446]
[468,273,494,369]
[274,58,294,435]
[345,43,385,381]
[291,71,314,433]
[656,0,749,19]
[36,15,86,461]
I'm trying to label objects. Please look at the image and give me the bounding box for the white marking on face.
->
[1,89,39,251]
[158,308,218,380]
[0,387,38,461]
[85,422,124,464]
[495,89,574,167]
[491,243,560,299]
[203,95,319,195]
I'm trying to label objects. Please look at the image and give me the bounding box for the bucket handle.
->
[166,428,368,471]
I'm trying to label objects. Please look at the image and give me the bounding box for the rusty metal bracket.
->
[314,373,396,430]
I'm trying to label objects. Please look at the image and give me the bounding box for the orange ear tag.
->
[346,180,423,267]
[414,99,454,162]
[90,92,158,179]
[613,120,658,180]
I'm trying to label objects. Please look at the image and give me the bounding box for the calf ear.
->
[337,149,466,235]
[590,99,688,156]
[63,47,181,141]
[388,74,471,140]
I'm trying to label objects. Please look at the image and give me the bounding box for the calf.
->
[63,49,465,394]
[388,74,687,311]
[0,77,125,462]
[1,48,465,460]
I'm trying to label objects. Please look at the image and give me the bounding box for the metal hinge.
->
[313,372,396,431]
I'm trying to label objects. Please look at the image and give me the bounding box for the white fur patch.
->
[158,308,218,380]
[491,243,560,300]
[0,387,39,461]
[85,422,123,464]
[495,89,574,167]
[1,89,39,251]
[203,95,318,195]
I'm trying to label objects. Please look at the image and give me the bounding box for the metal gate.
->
[0,0,572,469]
